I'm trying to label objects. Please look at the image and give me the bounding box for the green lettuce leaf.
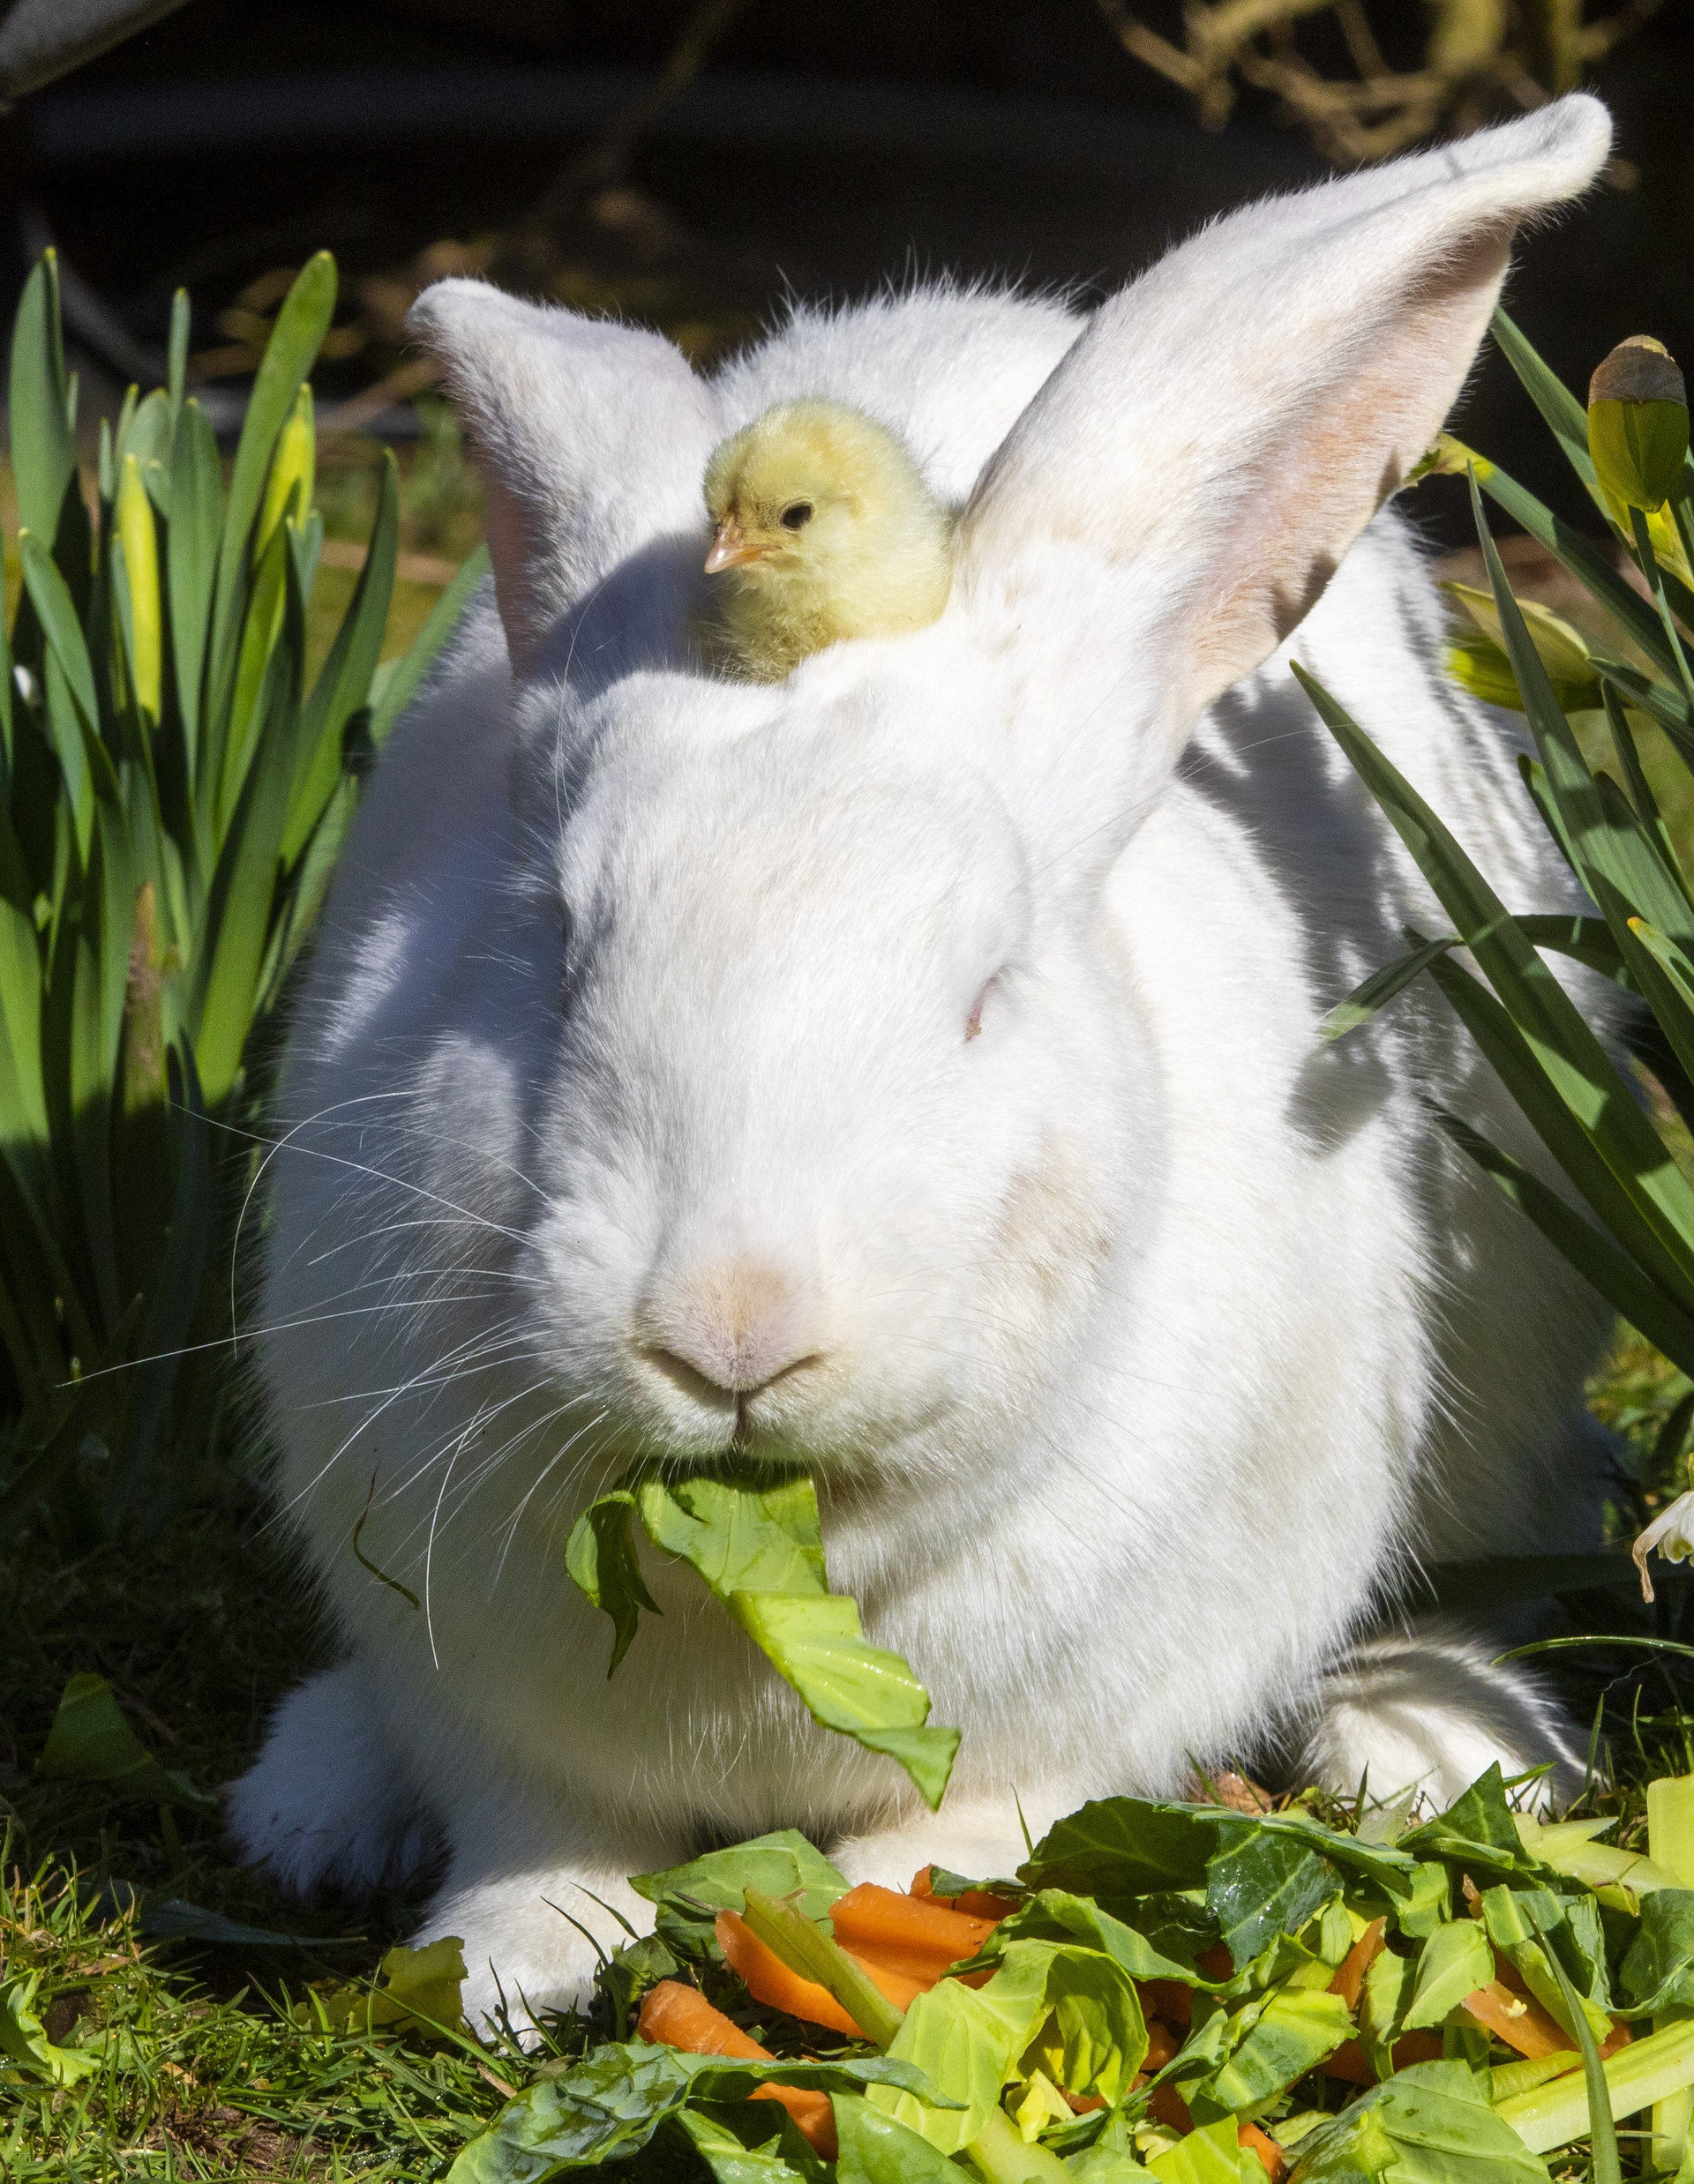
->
[1188,1986,1353,2120]
[1022,1799,1412,1914]
[998,1940,1151,2107]
[563,1491,657,1678]
[1398,1768,1540,1879]
[34,1671,213,1807]
[670,2106,818,2183]
[565,1469,960,1809]
[976,1889,1217,1986]
[867,1940,1143,2153]
[1286,2059,1549,2181]
[867,1978,1024,2155]
[628,1829,849,1955]
[1360,1945,1417,2082]
[1393,1863,1454,1941]
[1479,1885,1611,2037]
[447,2046,945,2184]
[833,2093,960,2183]
[1401,1919,1494,2031]
[1205,1832,1338,1971]
[1620,1888,1694,2013]
[1150,2116,1262,2183]
[0,1971,101,2084]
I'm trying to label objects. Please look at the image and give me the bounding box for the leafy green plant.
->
[1314,311,1694,1460]
[0,250,486,1541]
[568,1464,962,1808]
[436,1761,1694,2181]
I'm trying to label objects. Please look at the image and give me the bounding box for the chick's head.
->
[701,400,953,679]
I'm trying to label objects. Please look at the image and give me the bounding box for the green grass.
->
[0,1473,509,2177]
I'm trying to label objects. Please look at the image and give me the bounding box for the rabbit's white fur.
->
[231,99,1620,2028]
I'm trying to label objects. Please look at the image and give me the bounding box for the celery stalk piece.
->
[964,2105,1071,2183]
[1650,1778,1694,2172]
[739,1886,904,2050]
[1495,2016,1694,2153]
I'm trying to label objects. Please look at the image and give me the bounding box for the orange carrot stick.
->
[1462,1981,1574,2060]
[820,1940,933,2008]
[1239,2120,1287,2180]
[830,1882,1001,1963]
[716,1912,864,2038]
[639,1979,771,2060]
[1146,2082,1194,2133]
[1329,1919,1386,2013]
[635,1980,837,2157]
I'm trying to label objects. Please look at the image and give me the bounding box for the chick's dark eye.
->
[780,502,813,530]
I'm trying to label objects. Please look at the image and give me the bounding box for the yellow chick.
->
[701,400,954,682]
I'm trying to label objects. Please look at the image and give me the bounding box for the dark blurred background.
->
[2,0,1690,547]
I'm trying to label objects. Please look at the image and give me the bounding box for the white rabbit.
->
[230,96,1620,2031]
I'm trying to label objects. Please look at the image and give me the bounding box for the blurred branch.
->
[0,0,189,102]
[1091,0,1660,161]
[513,0,751,264]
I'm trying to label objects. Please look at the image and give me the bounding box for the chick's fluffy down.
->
[702,399,954,681]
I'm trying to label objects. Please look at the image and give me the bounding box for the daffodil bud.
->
[116,452,162,722]
[257,381,315,558]
[1440,581,1601,714]
[1588,336,1688,515]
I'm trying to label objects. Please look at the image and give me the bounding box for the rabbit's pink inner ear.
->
[1180,224,1512,715]
[958,94,1611,729]
[481,469,550,678]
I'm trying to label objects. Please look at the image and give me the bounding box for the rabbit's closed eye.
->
[965,969,1008,1043]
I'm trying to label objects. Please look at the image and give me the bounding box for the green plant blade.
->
[18,533,106,863]
[1321,932,1455,1040]
[203,252,335,745]
[1473,471,1692,958]
[1489,306,1608,520]
[1425,947,1694,1313]
[186,560,303,1103]
[283,450,399,864]
[1436,1108,1694,1377]
[6,251,86,589]
[167,398,222,804]
[1603,685,1690,901]
[1298,660,1694,1305]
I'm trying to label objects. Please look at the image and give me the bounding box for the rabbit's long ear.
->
[408,280,716,675]
[960,95,1611,728]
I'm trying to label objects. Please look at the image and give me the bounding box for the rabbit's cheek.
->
[982,1126,1113,1353]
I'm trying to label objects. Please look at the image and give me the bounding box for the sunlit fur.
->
[227,100,1617,2035]
[701,400,954,681]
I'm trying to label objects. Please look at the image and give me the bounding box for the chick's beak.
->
[704,518,768,574]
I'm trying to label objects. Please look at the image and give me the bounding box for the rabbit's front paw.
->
[424,1866,658,2039]
[227,1659,438,1897]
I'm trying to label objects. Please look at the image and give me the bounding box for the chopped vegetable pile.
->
[445,1765,1694,2182]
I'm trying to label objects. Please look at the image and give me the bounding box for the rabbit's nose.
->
[635,1257,822,1401]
